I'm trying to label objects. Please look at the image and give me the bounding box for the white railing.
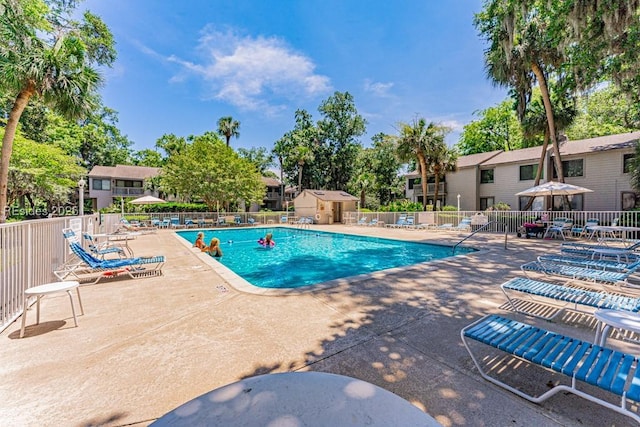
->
[4,209,638,332]
[0,215,98,332]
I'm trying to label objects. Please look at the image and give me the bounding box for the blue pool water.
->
[177,228,475,289]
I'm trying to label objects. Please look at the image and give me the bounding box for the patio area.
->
[1,225,637,426]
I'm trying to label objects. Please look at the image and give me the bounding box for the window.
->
[92,179,111,191]
[552,159,583,178]
[624,154,635,174]
[115,179,143,188]
[408,178,420,189]
[480,169,494,183]
[519,164,540,181]
[518,196,543,211]
[552,194,583,211]
[480,197,494,210]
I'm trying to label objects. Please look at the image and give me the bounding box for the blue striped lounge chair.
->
[54,241,165,285]
[521,259,639,286]
[537,255,640,272]
[461,314,640,424]
[500,276,640,320]
[386,215,407,228]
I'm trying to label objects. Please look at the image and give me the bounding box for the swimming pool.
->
[177,228,476,289]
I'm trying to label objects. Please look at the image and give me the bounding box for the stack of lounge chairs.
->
[459,234,640,423]
[56,229,165,284]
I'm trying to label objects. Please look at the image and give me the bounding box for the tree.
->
[217,116,240,147]
[456,100,524,155]
[566,85,640,140]
[396,118,449,211]
[3,128,85,216]
[0,0,115,222]
[369,133,403,206]
[275,109,319,192]
[428,136,457,208]
[133,149,164,167]
[161,135,264,211]
[155,134,187,158]
[316,92,366,190]
[272,137,288,207]
[237,147,274,176]
[475,0,567,188]
[348,147,375,208]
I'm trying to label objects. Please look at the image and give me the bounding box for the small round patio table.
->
[151,371,442,426]
[20,281,83,338]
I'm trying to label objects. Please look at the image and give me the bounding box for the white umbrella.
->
[129,195,166,205]
[516,181,593,197]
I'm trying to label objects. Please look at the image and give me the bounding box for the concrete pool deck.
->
[2,224,638,426]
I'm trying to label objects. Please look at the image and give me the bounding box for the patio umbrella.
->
[129,195,166,205]
[515,181,593,197]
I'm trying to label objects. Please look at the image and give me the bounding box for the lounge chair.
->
[401,216,416,229]
[82,232,127,260]
[54,241,165,285]
[436,223,453,230]
[521,259,639,286]
[169,217,185,229]
[356,217,368,226]
[500,276,640,320]
[184,218,196,228]
[117,218,158,233]
[386,215,407,228]
[543,217,573,240]
[449,217,472,232]
[367,218,378,227]
[537,255,640,272]
[571,218,599,238]
[461,314,640,424]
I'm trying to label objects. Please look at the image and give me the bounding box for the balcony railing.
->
[112,187,145,196]
[410,182,446,196]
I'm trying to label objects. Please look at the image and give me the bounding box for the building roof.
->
[557,131,640,156]
[298,190,358,202]
[456,150,502,168]
[88,165,161,179]
[481,145,547,166]
[261,177,281,187]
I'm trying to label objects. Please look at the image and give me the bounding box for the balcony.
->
[112,187,145,196]
[410,182,446,197]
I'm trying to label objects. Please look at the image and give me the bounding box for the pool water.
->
[177,228,475,289]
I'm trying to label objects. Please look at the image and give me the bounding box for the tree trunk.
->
[531,63,565,181]
[297,163,303,194]
[418,154,429,211]
[0,86,34,223]
[360,189,366,208]
[523,129,549,210]
[278,155,285,209]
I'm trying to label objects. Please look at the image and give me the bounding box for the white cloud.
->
[166,26,332,113]
[363,79,394,97]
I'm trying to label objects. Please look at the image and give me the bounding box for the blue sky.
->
[82,0,508,153]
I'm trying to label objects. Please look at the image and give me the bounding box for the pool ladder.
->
[452,220,509,255]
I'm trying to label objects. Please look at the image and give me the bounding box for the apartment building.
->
[405,131,640,211]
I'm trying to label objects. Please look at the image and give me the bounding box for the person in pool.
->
[204,237,223,257]
[258,232,275,247]
[193,232,207,250]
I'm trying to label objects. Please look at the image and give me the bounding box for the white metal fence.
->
[0,215,98,332]
[3,210,638,332]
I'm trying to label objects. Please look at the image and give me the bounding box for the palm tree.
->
[272,138,287,208]
[292,142,314,194]
[521,90,576,209]
[396,118,447,211]
[217,116,240,147]
[428,139,457,209]
[475,1,567,186]
[0,1,115,222]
